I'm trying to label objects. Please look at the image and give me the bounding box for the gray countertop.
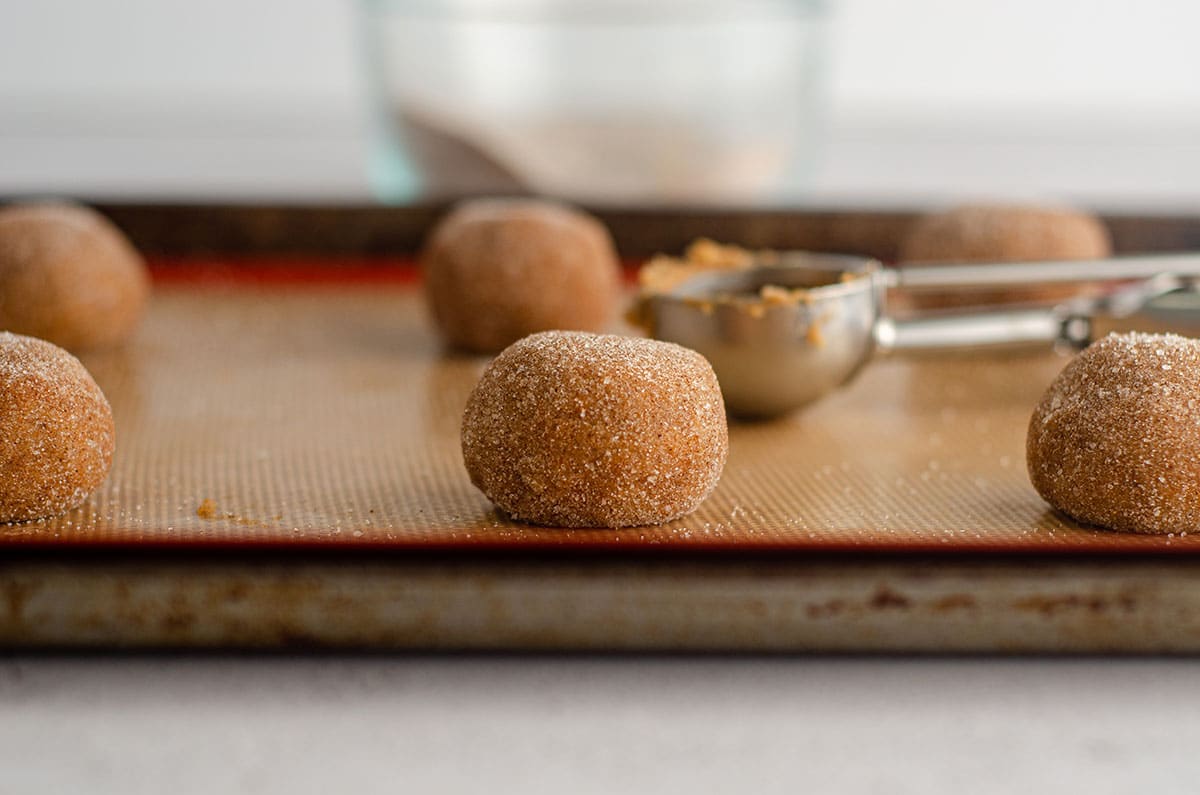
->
[6,113,1200,210]
[4,655,1199,793]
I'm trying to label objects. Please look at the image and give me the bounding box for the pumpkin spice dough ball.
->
[898,204,1112,307]
[461,331,728,528]
[1027,332,1200,535]
[0,202,150,351]
[0,332,115,523]
[421,198,621,353]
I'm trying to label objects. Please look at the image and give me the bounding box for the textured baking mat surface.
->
[5,264,1200,554]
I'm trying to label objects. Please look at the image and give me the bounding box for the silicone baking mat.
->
[5,259,1199,555]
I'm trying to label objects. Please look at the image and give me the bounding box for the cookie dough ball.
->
[462,331,728,527]
[422,198,621,353]
[0,332,115,523]
[0,202,150,350]
[898,204,1112,307]
[1027,332,1200,534]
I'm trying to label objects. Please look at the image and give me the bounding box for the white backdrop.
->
[2,0,1199,203]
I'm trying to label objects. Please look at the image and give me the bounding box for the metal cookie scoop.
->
[645,252,1200,418]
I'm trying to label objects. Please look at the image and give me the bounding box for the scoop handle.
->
[874,309,1091,353]
[887,253,1200,291]
[874,276,1183,353]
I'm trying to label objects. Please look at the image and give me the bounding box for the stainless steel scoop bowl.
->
[647,251,1200,418]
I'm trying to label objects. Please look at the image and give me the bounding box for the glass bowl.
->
[361,0,829,205]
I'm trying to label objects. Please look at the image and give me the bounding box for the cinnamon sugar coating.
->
[1027,332,1200,534]
[899,204,1112,307]
[422,198,621,353]
[0,202,150,350]
[0,332,115,523]
[461,331,728,527]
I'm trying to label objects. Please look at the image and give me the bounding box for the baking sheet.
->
[9,557,1200,651]
[5,260,1200,554]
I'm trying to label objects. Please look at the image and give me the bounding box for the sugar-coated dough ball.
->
[1027,332,1200,534]
[0,202,150,350]
[899,204,1112,307]
[0,332,115,523]
[422,198,621,353]
[461,331,728,527]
